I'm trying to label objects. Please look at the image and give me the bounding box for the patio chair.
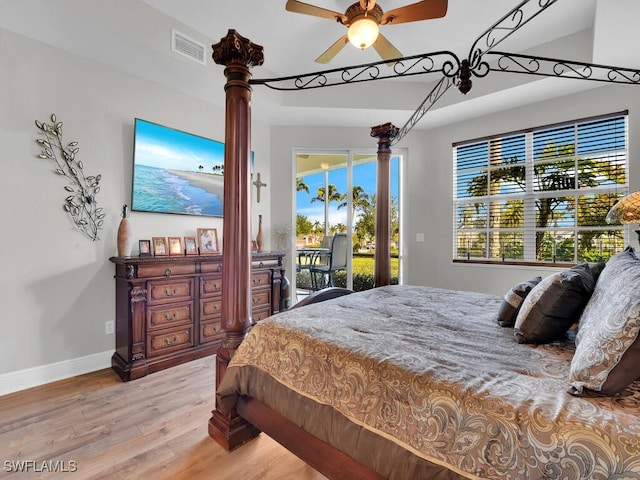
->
[295,235,333,291]
[310,233,348,291]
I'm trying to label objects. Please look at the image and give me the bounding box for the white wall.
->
[0,28,271,388]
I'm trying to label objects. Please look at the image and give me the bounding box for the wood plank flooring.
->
[0,356,328,479]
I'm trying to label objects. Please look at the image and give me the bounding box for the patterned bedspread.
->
[217,285,640,479]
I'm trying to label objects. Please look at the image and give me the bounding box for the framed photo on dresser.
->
[152,237,168,256]
[197,228,219,255]
[168,237,183,256]
[184,236,198,255]
[139,239,151,257]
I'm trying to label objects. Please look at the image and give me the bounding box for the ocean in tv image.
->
[132,165,223,216]
[132,119,225,217]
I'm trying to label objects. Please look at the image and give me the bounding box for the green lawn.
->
[352,254,399,277]
[296,253,399,292]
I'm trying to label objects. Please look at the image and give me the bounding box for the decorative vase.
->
[117,204,133,257]
[256,214,264,253]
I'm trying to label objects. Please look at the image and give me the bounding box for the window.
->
[453,112,628,265]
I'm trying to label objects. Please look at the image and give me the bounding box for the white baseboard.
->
[0,350,113,397]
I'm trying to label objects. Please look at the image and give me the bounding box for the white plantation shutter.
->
[453,111,628,264]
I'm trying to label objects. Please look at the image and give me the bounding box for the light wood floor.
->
[0,356,328,479]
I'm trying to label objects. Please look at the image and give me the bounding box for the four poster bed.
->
[206,3,640,478]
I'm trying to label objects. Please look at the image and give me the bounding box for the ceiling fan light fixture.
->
[347,17,379,49]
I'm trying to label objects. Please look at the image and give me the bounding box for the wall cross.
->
[252,172,267,203]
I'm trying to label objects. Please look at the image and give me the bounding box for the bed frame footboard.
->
[236,396,385,480]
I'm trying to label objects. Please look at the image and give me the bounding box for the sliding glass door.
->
[294,149,401,293]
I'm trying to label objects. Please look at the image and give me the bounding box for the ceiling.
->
[7,0,633,132]
[141,0,597,78]
[139,0,601,130]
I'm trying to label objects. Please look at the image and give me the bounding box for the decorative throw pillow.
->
[587,261,606,282]
[569,247,640,396]
[496,277,542,327]
[514,263,597,344]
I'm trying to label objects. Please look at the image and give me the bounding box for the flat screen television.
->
[131,118,225,217]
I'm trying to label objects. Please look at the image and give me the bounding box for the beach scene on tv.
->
[132,119,225,217]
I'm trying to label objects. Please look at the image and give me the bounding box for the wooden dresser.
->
[109,252,286,381]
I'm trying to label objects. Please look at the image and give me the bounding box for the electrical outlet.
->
[105,320,115,335]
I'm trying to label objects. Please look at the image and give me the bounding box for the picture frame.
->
[197,228,219,255]
[184,236,198,255]
[152,237,168,256]
[168,237,183,256]
[139,239,152,257]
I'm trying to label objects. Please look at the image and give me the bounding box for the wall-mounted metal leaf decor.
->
[35,114,104,241]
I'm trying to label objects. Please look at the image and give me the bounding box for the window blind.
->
[453,111,628,264]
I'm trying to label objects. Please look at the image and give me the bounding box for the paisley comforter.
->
[217,285,640,479]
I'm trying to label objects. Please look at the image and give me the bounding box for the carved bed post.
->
[371,123,399,287]
[208,29,264,451]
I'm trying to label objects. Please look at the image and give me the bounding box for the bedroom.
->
[1,0,640,477]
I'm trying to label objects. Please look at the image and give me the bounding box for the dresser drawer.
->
[201,320,224,344]
[201,261,223,274]
[251,271,271,288]
[200,275,223,297]
[200,296,222,320]
[147,302,193,330]
[147,278,194,305]
[251,289,270,308]
[146,326,193,357]
[137,263,195,278]
[252,257,281,269]
[252,306,271,323]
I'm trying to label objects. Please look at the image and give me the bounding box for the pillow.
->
[587,261,606,282]
[569,247,640,396]
[514,263,597,344]
[496,277,542,327]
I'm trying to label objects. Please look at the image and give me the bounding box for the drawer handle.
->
[164,311,178,321]
[163,331,188,346]
[213,326,222,333]
[214,283,222,290]
[214,304,220,312]
[165,267,172,276]
[252,278,260,285]
[164,287,179,297]
[217,264,222,272]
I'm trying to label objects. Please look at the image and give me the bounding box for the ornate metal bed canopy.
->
[250,0,640,145]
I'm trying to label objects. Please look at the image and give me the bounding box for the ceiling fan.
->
[285,0,448,64]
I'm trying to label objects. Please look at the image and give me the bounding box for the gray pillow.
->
[514,263,596,344]
[496,277,542,327]
[569,247,640,396]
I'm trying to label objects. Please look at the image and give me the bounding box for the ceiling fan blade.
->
[372,33,403,64]
[286,0,348,23]
[381,0,448,25]
[315,35,349,63]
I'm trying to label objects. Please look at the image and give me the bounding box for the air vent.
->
[171,29,206,65]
